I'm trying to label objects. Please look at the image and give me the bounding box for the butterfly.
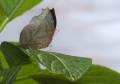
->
[19,8,56,49]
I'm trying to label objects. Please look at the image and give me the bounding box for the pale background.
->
[0,0,120,72]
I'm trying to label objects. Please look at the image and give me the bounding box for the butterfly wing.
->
[19,8,56,49]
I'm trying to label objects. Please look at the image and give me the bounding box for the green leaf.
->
[0,65,22,84]
[15,58,72,84]
[24,49,92,81]
[21,64,120,84]
[10,42,20,46]
[16,59,40,80]
[0,76,3,82]
[15,79,39,84]
[76,64,120,84]
[33,70,75,84]
[0,41,30,67]
[0,0,42,32]
[0,50,9,71]
[34,77,74,84]
[15,59,40,84]
[16,59,73,84]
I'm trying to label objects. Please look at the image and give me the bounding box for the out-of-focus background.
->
[0,0,120,72]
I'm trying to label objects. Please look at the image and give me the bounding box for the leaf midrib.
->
[0,0,24,32]
[3,66,21,84]
[48,52,73,80]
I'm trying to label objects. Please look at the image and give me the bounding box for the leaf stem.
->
[0,0,24,32]
[0,18,9,32]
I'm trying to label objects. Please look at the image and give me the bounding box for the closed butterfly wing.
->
[19,8,56,49]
